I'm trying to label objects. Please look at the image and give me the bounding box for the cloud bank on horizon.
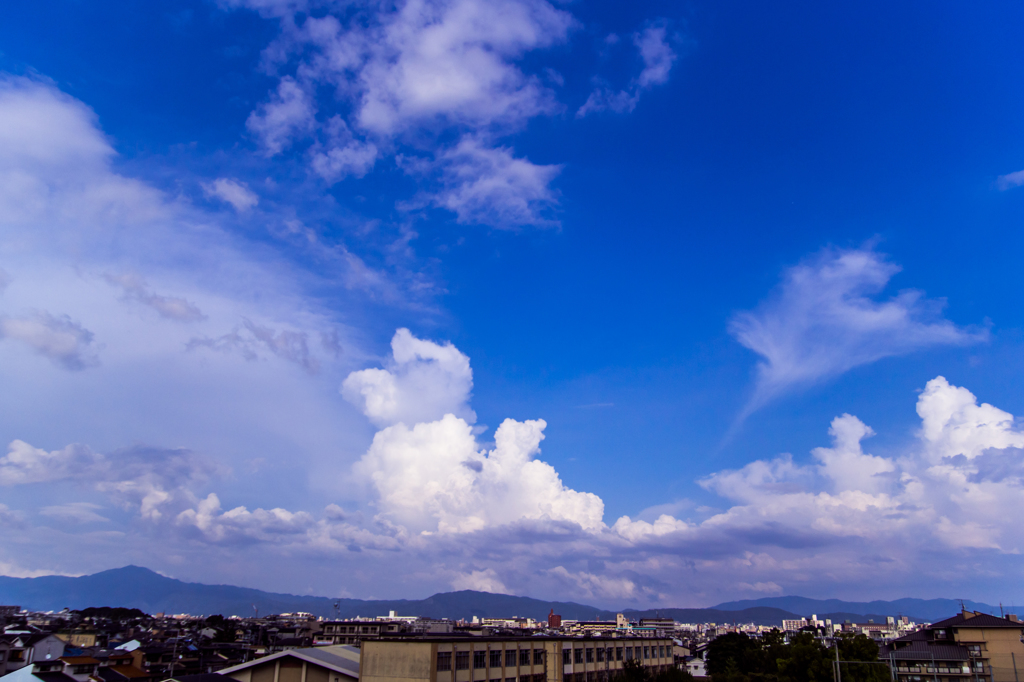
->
[0,0,1020,608]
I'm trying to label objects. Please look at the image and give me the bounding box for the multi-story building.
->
[883,611,1024,682]
[359,635,676,682]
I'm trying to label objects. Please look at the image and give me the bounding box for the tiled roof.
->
[60,657,100,665]
[881,642,970,662]
[930,612,1024,630]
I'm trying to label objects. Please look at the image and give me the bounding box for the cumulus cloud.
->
[342,327,475,427]
[729,247,986,417]
[451,568,508,593]
[577,21,677,118]
[202,177,259,212]
[0,312,98,370]
[346,329,603,534]
[0,440,101,485]
[176,493,316,544]
[0,440,217,521]
[226,0,574,227]
[105,273,206,322]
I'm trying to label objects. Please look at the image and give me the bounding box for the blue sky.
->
[1,0,1024,609]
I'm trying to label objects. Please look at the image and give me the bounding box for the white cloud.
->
[0,312,98,370]
[0,440,100,485]
[995,169,1024,190]
[577,20,677,118]
[176,493,316,544]
[347,330,604,534]
[202,177,259,212]
[342,327,475,427]
[228,0,574,226]
[451,568,508,593]
[105,273,206,322]
[547,566,641,600]
[246,76,316,155]
[310,117,378,182]
[39,503,109,524]
[430,136,561,227]
[635,24,676,88]
[729,247,986,416]
[0,440,218,522]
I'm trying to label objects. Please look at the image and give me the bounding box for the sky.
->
[1,0,1024,610]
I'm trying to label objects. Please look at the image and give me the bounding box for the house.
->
[219,645,360,682]
[0,633,67,675]
[882,611,1024,682]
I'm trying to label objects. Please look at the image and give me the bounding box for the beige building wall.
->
[953,627,1024,682]
[361,638,675,682]
[223,658,356,682]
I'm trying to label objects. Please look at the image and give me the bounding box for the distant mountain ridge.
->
[713,596,1004,622]
[0,566,990,626]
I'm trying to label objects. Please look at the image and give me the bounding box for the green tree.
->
[776,633,832,682]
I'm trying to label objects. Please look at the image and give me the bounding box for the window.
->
[616,648,623,662]
[438,654,453,672]
[506,677,516,682]
[491,651,503,668]
[607,649,614,663]
[586,649,594,663]
[506,651,517,667]
[563,650,571,666]
[475,651,487,669]
[597,648,605,663]
[456,651,470,670]
[625,648,633,661]
[534,650,544,665]
[520,650,531,666]
[575,649,584,665]
[659,646,665,659]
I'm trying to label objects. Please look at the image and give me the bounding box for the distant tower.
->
[548,609,562,628]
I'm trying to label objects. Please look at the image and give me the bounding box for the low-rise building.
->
[220,645,360,682]
[359,635,676,682]
[882,611,1024,682]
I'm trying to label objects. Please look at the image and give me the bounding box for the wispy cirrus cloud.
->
[729,247,986,418]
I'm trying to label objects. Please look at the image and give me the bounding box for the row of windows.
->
[438,651,546,671]
[561,646,668,665]
[566,666,670,682]
[324,626,377,634]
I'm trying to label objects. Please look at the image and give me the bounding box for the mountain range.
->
[0,566,1003,626]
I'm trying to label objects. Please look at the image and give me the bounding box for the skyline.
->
[1,0,1024,608]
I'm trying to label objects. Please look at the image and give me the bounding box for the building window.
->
[625,648,633,661]
[475,652,487,669]
[491,651,503,668]
[456,652,470,670]
[505,677,516,682]
[506,651,517,667]
[563,650,571,666]
[616,648,623,662]
[644,647,650,660]
[520,650,531,667]
[607,649,614,663]
[659,646,665,659]
[575,649,584,665]
[438,652,453,671]
[534,651,544,666]
[597,648,605,663]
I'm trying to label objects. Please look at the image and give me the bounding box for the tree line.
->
[705,631,890,682]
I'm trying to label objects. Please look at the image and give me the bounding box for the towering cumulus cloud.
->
[344,329,604,534]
